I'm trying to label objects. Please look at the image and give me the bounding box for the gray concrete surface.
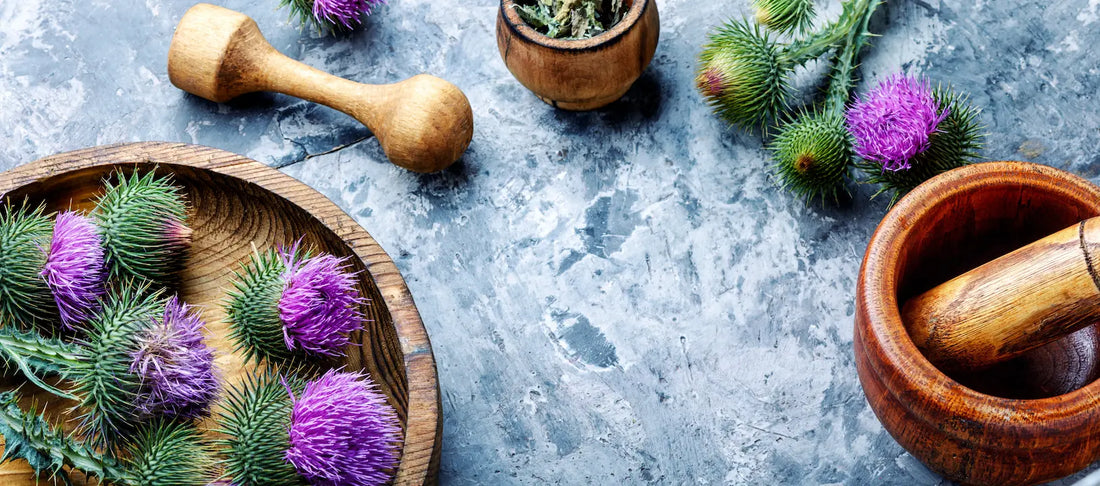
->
[2,0,1100,484]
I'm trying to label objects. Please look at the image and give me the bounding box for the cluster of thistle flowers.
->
[0,170,218,484]
[696,0,984,204]
[0,171,402,486]
[216,238,403,486]
[280,0,387,33]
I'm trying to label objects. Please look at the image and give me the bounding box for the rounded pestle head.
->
[168,3,266,103]
[375,75,475,173]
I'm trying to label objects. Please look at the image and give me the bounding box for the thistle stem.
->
[0,328,82,400]
[823,0,879,116]
[780,0,872,66]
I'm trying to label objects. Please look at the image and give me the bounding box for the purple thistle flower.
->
[130,296,218,420]
[846,74,949,171]
[278,243,366,357]
[313,0,386,30]
[41,211,106,329]
[285,369,402,486]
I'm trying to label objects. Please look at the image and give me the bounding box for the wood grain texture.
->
[0,142,441,485]
[855,161,1100,486]
[168,3,474,173]
[902,217,1100,371]
[495,0,660,111]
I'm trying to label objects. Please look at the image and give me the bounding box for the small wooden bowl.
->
[855,161,1100,486]
[0,143,441,485]
[496,0,660,110]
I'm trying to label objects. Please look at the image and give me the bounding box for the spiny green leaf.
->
[0,201,59,330]
[0,391,124,484]
[215,367,306,486]
[94,170,190,291]
[0,326,82,399]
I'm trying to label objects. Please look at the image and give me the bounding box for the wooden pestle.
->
[903,217,1100,371]
[167,3,473,173]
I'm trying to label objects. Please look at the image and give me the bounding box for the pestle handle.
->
[167,3,473,173]
[903,217,1100,371]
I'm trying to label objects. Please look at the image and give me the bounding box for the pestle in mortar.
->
[167,3,473,173]
[903,216,1100,371]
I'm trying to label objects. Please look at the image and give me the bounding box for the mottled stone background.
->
[2,0,1100,484]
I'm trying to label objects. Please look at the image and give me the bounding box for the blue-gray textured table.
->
[3,0,1100,484]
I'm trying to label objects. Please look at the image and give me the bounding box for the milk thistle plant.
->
[216,368,401,486]
[697,0,984,204]
[226,242,366,365]
[280,0,387,33]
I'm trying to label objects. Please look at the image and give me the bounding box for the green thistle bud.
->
[772,111,852,203]
[94,170,191,290]
[73,284,164,451]
[225,248,296,365]
[216,368,306,486]
[0,203,58,329]
[696,20,788,129]
[754,0,815,34]
[858,86,984,204]
[121,419,215,486]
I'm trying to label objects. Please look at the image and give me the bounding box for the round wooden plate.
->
[0,142,441,485]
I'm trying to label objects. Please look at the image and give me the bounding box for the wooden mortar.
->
[855,161,1100,486]
[168,4,473,173]
[496,0,660,111]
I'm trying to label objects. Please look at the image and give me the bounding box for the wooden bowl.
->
[855,161,1100,486]
[495,0,660,110]
[0,142,441,485]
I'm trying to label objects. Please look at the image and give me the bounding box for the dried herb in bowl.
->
[513,0,628,39]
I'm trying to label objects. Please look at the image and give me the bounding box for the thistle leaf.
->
[0,326,82,399]
[514,0,626,39]
[0,391,124,484]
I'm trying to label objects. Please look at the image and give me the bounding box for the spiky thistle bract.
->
[0,202,59,329]
[772,111,852,203]
[119,419,216,486]
[216,368,307,486]
[753,0,815,34]
[226,243,365,366]
[94,170,191,290]
[72,283,165,451]
[856,84,984,204]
